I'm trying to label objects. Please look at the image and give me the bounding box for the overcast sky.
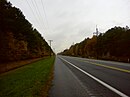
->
[9,0,130,53]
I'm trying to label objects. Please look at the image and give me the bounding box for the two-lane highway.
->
[50,55,130,97]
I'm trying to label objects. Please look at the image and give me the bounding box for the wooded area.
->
[0,0,53,63]
[60,26,130,62]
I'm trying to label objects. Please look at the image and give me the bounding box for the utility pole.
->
[53,48,56,55]
[48,40,53,57]
[93,25,99,36]
[93,25,99,59]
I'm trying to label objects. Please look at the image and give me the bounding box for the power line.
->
[40,0,52,33]
[32,0,48,32]
[30,0,42,23]
[25,0,52,40]
[25,0,41,26]
[25,0,48,35]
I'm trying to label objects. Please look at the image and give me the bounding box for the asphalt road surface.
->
[49,55,130,97]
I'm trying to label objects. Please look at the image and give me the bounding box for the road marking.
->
[84,61,130,73]
[60,57,129,97]
[72,58,130,73]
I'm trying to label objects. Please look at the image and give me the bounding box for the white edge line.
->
[59,57,129,97]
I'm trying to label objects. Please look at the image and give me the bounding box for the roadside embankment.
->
[0,56,55,97]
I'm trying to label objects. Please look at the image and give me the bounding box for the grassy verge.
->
[0,56,55,97]
[0,58,44,74]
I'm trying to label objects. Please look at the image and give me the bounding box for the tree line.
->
[60,26,130,62]
[0,0,53,63]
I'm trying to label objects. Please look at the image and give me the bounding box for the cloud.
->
[9,0,130,53]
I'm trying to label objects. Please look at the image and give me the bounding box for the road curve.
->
[49,55,130,97]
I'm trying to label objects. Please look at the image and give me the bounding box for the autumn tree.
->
[0,0,53,63]
[60,26,130,62]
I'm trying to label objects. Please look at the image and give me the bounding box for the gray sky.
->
[9,0,130,53]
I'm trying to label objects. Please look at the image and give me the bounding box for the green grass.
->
[0,56,55,97]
